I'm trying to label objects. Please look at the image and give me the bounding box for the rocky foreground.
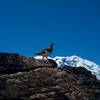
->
[0,53,100,100]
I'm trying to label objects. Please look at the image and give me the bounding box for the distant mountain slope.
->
[53,55,100,80]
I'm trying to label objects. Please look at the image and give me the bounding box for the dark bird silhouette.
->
[36,43,54,59]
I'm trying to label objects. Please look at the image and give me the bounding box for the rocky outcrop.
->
[0,53,100,100]
[0,53,57,74]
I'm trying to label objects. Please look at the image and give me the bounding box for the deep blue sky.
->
[0,0,100,65]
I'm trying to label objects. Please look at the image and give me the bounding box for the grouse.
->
[36,43,54,59]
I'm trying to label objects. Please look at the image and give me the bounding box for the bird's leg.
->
[42,56,48,60]
[42,56,44,60]
[46,56,48,60]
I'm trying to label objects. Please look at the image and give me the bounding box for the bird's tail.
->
[35,52,41,55]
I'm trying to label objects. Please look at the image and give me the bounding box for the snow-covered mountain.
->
[53,55,100,80]
[34,55,100,80]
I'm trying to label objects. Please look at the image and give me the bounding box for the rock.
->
[0,53,100,100]
[23,58,57,70]
[0,53,57,74]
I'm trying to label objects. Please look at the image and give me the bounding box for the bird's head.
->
[50,43,54,47]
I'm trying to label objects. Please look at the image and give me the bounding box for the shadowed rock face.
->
[0,53,100,100]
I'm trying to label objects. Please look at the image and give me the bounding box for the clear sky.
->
[0,0,100,65]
